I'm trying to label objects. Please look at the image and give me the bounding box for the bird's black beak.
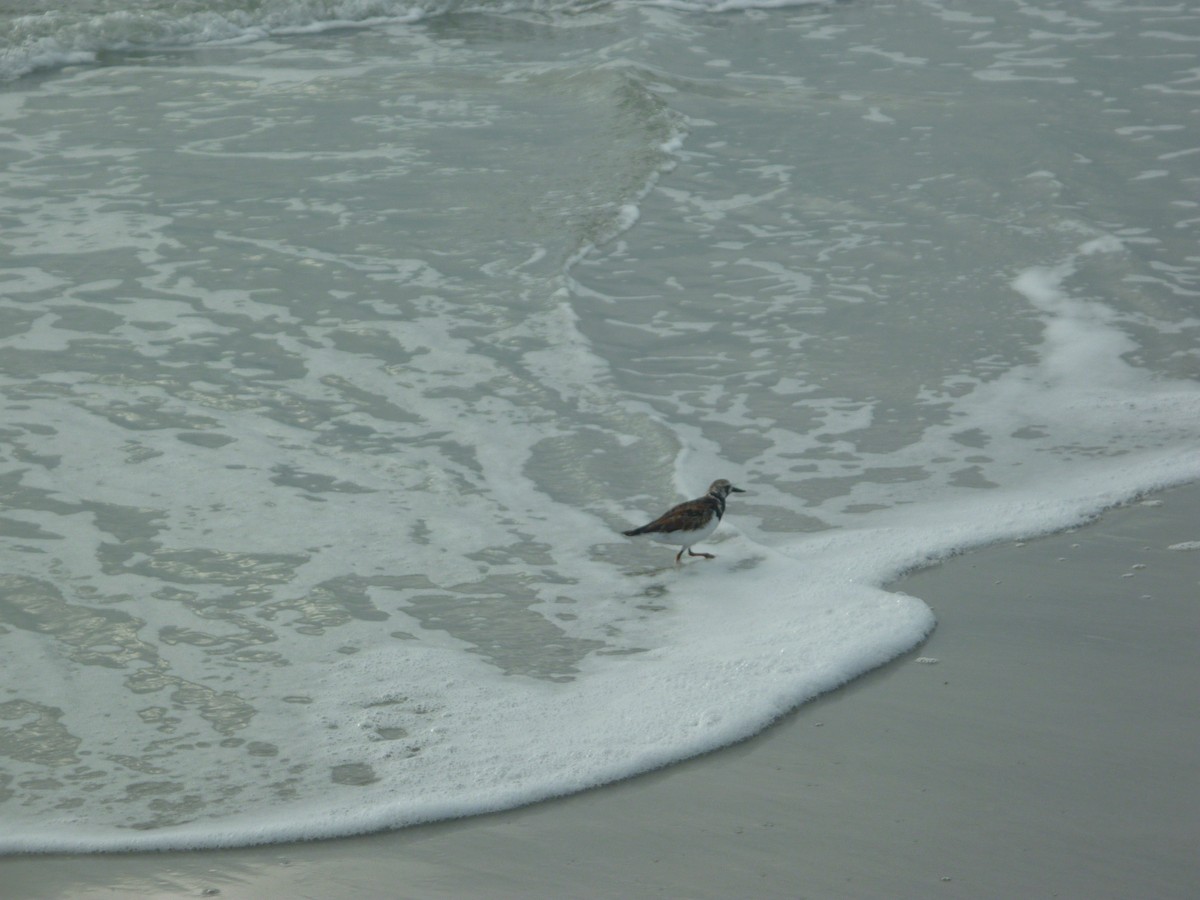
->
[731,486,746,493]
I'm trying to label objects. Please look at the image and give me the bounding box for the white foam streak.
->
[642,0,830,12]
[0,2,431,82]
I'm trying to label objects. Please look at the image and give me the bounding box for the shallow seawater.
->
[0,0,1198,851]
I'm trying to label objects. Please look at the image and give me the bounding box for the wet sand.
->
[3,482,1198,898]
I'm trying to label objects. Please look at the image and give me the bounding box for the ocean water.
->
[1,0,1198,852]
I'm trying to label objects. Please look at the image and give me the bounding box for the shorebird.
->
[622,479,746,564]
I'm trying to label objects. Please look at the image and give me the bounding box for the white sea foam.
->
[2,545,937,852]
[2,0,1200,855]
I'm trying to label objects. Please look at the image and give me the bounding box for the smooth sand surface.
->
[3,484,1198,899]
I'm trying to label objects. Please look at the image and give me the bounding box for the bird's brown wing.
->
[628,499,713,535]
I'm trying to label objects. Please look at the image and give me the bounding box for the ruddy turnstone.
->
[622,479,746,564]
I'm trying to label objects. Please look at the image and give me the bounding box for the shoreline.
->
[3,482,1198,898]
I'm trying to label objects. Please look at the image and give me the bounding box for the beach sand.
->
[3,483,1197,899]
